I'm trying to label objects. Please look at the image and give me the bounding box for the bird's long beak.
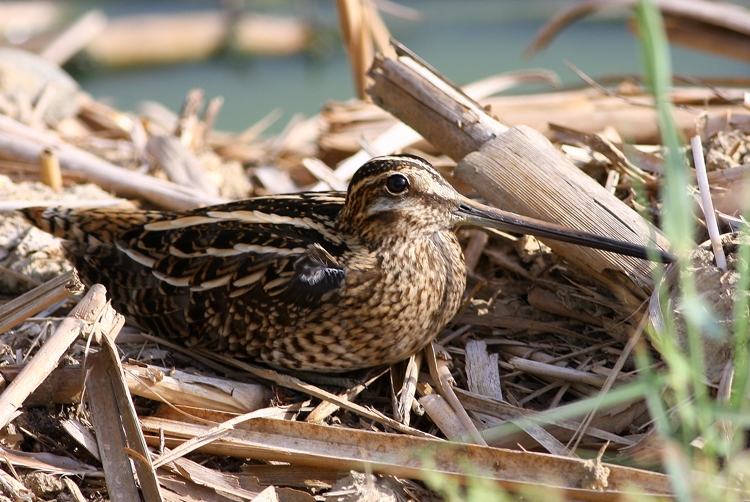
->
[454,194,675,264]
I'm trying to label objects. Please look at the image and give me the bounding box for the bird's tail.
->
[18,206,160,245]
[18,207,79,239]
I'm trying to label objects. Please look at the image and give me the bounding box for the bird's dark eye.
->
[385,173,409,194]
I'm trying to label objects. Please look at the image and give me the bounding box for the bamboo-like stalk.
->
[0,282,103,430]
[140,415,673,496]
[0,270,82,336]
[38,148,62,192]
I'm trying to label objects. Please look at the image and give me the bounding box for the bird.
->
[20,155,673,372]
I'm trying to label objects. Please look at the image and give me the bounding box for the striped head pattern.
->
[337,155,461,243]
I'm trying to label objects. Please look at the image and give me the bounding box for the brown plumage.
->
[20,155,672,372]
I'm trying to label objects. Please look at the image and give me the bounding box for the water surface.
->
[74,0,750,133]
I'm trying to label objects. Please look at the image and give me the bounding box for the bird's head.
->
[338,155,462,243]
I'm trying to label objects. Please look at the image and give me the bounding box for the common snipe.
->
[21,155,672,372]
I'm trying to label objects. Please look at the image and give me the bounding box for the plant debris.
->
[0,2,749,500]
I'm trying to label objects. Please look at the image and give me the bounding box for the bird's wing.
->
[111,193,349,351]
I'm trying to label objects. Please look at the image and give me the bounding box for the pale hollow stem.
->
[691,135,727,270]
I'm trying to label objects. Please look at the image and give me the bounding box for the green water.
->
[74,0,750,133]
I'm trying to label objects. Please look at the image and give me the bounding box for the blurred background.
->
[3,0,750,133]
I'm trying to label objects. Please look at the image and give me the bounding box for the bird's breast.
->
[260,230,467,371]
[331,231,466,363]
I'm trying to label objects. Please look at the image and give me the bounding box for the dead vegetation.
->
[0,0,749,500]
